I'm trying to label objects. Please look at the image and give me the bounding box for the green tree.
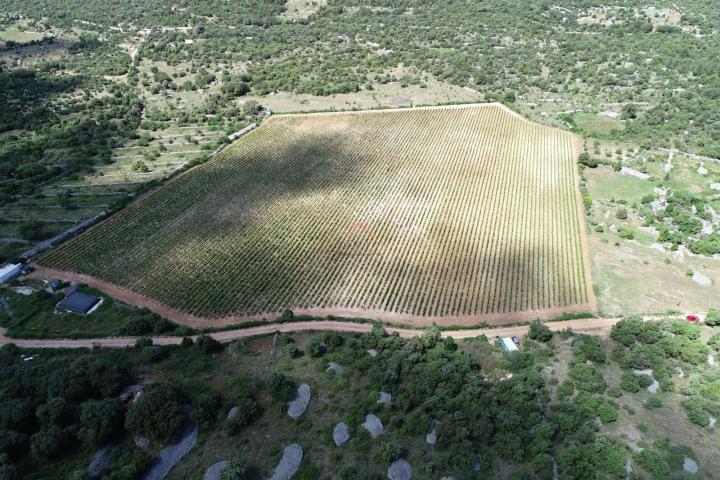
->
[125,383,185,444]
[79,398,125,446]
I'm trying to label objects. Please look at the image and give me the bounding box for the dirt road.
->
[0,317,625,350]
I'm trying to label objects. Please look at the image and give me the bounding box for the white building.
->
[500,337,519,353]
[0,264,22,284]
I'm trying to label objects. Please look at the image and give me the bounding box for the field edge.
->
[29,266,596,329]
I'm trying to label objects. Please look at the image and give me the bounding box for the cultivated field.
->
[38,104,594,325]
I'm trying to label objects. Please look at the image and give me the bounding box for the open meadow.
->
[38,104,594,326]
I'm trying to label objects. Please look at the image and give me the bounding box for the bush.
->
[118,312,175,335]
[30,426,73,459]
[611,318,642,346]
[668,320,700,340]
[139,346,169,364]
[568,363,606,393]
[226,395,261,435]
[615,208,628,220]
[682,397,711,427]
[705,308,720,326]
[376,440,403,465]
[637,449,671,480]
[708,334,720,352]
[503,351,535,372]
[618,227,634,240]
[48,356,127,401]
[528,320,552,342]
[280,309,294,321]
[0,431,28,459]
[645,397,663,409]
[679,340,709,365]
[572,335,606,363]
[105,448,154,480]
[556,380,574,400]
[221,456,250,480]
[575,393,618,423]
[306,337,324,358]
[282,343,299,358]
[607,386,623,398]
[443,335,457,351]
[266,373,297,403]
[636,374,654,388]
[196,335,223,354]
[579,152,598,168]
[322,331,343,350]
[620,371,641,393]
[192,392,222,431]
[79,398,125,447]
[125,383,185,444]
[17,221,47,241]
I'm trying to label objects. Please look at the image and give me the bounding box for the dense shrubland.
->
[1,315,720,478]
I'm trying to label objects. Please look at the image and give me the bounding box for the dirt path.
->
[0,317,626,350]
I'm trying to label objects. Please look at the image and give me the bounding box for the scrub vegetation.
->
[1,319,719,478]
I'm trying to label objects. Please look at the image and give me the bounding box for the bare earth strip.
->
[0,317,624,349]
[29,266,593,328]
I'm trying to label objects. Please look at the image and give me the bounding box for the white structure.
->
[500,337,519,352]
[0,264,21,284]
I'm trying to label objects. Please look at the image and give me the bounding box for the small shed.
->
[57,292,102,315]
[0,264,22,284]
[500,337,519,353]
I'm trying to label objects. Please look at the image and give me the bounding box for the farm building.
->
[57,291,102,315]
[500,337,520,353]
[0,264,21,284]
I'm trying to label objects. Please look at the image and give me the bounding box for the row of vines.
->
[39,104,592,319]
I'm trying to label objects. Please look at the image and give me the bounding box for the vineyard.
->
[38,104,595,325]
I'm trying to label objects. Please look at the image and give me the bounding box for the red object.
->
[686,315,699,323]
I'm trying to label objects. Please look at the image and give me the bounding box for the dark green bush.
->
[125,383,185,444]
[620,371,641,393]
[568,363,606,393]
[221,456,250,480]
[572,336,606,363]
[192,392,222,431]
[266,373,297,403]
[528,320,552,342]
[682,397,711,427]
[306,337,324,358]
[196,335,223,354]
[79,398,125,447]
[705,308,720,326]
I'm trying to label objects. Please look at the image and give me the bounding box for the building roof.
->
[0,264,21,283]
[57,292,102,315]
[500,337,519,352]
